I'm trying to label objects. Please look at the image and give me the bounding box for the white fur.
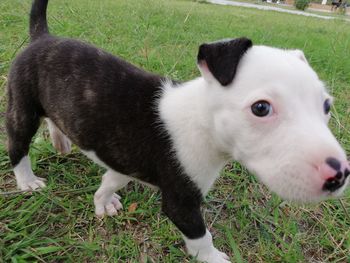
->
[82,150,161,217]
[159,45,349,202]
[81,150,131,216]
[94,170,130,217]
[81,150,110,168]
[14,156,46,190]
[81,150,158,190]
[159,79,229,195]
[184,230,230,263]
[46,118,72,154]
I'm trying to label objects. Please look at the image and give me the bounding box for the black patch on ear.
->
[197,37,253,86]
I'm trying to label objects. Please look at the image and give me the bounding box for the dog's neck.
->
[159,77,229,195]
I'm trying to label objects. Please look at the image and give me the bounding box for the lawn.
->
[0,0,350,262]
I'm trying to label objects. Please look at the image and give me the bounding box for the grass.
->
[0,0,350,262]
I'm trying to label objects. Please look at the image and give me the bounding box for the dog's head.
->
[198,38,349,202]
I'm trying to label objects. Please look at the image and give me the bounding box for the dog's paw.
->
[47,118,72,154]
[52,133,72,154]
[94,193,123,217]
[196,248,231,263]
[185,230,231,263]
[17,176,46,191]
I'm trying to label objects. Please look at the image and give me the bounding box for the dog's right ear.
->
[197,37,252,86]
[288,49,308,64]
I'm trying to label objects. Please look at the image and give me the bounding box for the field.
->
[0,0,350,262]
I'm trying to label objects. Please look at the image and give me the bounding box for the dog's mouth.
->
[250,167,348,203]
[273,176,349,203]
[243,152,350,203]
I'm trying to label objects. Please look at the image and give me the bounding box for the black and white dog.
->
[6,0,349,262]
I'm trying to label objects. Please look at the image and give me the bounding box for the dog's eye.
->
[251,101,272,117]
[324,99,331,114]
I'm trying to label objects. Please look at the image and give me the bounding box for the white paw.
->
[195,248,231,263]
[185,230,231,263]
[47,118,72,154]
[17,176,46,191]
[94,193,123,217]
[52,135,71,154]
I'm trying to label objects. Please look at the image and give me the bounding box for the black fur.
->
[6,0,248,241]
[198,38,252,86]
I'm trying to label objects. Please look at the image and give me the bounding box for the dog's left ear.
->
[197,37,252,86]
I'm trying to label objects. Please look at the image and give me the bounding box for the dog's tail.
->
[29,0,49,42]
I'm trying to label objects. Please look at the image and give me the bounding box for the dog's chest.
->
[159,82,227,195]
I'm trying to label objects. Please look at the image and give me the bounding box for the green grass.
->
[0,0,350,262]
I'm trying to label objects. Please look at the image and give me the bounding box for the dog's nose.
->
[321,157,350,192]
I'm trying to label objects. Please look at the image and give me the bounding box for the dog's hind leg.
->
[46,118,71,154]
[94,170,131,217]
[6,87,45,191]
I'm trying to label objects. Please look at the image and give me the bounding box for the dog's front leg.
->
[162,192,231,263]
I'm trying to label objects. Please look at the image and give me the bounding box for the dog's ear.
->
[289,49,308,64]
[197,37,252,86]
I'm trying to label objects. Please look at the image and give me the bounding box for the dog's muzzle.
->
[322,157,350,192]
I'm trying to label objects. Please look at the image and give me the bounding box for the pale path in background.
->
[208,0,336,19]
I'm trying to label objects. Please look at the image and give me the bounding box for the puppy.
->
[6,0,349,262]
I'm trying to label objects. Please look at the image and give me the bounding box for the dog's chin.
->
[267,180,349,204]
[276,191,329,204]
[253,174,332,204]
[250,166,348,204]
